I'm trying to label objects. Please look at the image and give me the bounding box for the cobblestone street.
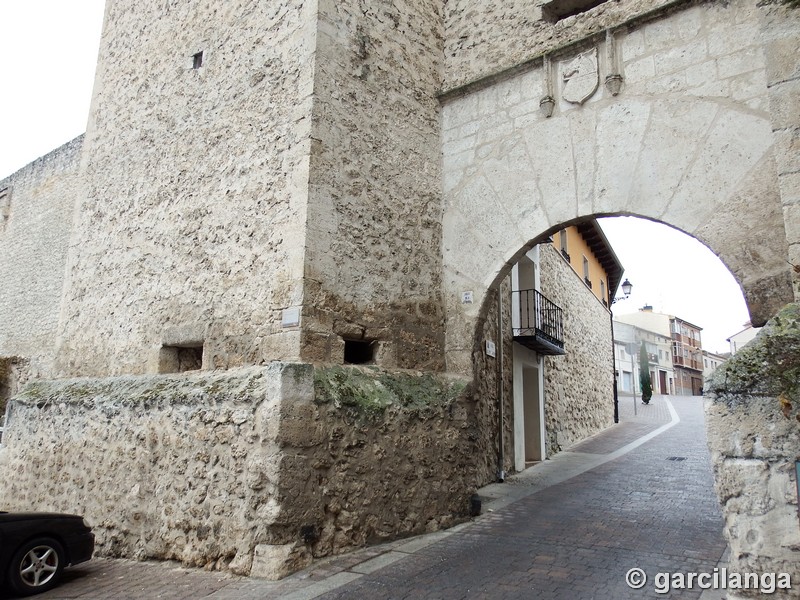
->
[2,395,727,599]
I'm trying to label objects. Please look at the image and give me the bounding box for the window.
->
[344,340,375,364]
[559,229,570,260]
[600,280,606,302]
[542,0,610,22]
[159,344,203,373]
[192,51,204,69]
[582,256,591,287]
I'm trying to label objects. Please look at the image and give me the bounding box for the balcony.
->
[511,289,566,356]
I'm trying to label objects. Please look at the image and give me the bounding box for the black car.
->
[0,512,94,596]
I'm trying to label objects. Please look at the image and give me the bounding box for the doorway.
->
[513,343,545,471]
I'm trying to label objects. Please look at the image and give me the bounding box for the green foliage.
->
[313,365,467,420]
[706,303,800,421]
[639,344,652,403]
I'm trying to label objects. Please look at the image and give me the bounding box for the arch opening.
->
[467,214,755,480]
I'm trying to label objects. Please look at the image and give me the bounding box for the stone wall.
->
[757,2,800,302]
[705,303,800,598]
[53,0,318,377]
[441,0,793,374]
[0,362,481,578]
[472,281,514,478]
[302,0,446,370]
[540,243,614,453]
[0,137,83,379]
[444,0,690,92]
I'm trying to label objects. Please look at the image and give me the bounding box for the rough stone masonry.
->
[0,0,798,583]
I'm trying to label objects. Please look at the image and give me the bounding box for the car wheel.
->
[8,537,65,596]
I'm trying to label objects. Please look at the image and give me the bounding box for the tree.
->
[639,344,653,404]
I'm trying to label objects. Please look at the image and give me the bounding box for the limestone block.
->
[773,129,800,178]
[684,60,718,88]
[477,138,549,239]
[644,18,678,53]
[628,99,718,221]
[730,69,767,103]
[620,29,646,63]
[521,116,577,226]
[442,206,509,285]
[661,107,772,234]
[784,203,800,248]
[717,46,764,80]
[250,543,310,580]
[566,109,598,217]
[653,38,708,76]
[624,55,656,84]
[768,79,800,132]
[593,98,651,215]
[762,19,800,88]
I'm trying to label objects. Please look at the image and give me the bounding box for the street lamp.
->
[611,278,633,422]
[620,278,632,298]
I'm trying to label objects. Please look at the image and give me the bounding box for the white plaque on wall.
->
[282,306,300,328]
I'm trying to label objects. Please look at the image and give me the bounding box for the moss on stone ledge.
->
[707,303,800,414]
[313,365,466,419]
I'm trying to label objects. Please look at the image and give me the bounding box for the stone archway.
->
[440,23,793,375]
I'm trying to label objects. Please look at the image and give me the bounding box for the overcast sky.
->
[1,2,750,354]
[0,1,105,178]
[599,217,750,354]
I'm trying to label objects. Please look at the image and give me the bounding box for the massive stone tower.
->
[52,0,445,378]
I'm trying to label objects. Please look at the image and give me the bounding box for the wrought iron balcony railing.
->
[511,289,566,355]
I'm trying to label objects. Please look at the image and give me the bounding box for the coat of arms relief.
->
[561,47,599,105]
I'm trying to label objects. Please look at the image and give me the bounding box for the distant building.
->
[727,323,761,355]
[616,307,704,396]
[703,350,727,382]
[613,321,675,396]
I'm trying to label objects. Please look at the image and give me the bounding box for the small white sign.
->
[486,340,496,358]
[461,291,474,304]
[281,306,300,328]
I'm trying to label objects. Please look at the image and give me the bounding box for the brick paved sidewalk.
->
[617,392,676,423]
[2,395,725,600]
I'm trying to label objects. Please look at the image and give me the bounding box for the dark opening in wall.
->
[0,356,25,421]
[0,369,10,417]
[0,187,10,232]
[192,51,204,69]
[542,0,609,22]
[344,340,375,365]
[159,344,203,373]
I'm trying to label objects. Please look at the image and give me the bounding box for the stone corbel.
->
[605,29,624,97]
[540,54,555,118]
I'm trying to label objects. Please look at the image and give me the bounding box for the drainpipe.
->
[611,310,619,423]
[497,289,506,482]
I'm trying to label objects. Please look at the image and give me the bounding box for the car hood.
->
[0,512,84,523]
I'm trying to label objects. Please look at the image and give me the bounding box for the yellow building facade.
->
[552,223,621,307]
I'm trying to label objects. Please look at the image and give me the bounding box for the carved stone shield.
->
[562,48,599,105]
